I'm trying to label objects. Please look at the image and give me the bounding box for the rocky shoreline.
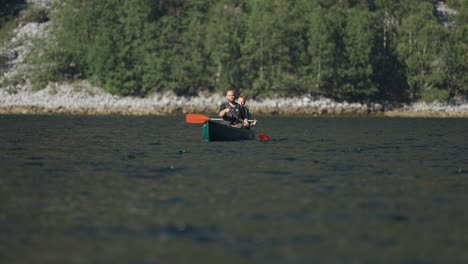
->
[1,81,467,117]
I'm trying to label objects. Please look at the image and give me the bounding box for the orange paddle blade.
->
[258,133,272,141]
[186,114,210,124]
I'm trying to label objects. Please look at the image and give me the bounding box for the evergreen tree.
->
[441,0,468,97]
[396,1,448,100]
[339,8,377,100]
[372,0,409,101]
[242,0,309,97]
[205,0,246,93]
[306,4,342,96]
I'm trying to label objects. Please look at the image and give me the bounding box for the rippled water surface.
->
[1,115,468,263]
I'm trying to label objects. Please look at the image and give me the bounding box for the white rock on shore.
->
[1,81,468,117]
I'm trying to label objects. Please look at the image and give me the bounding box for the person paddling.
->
[237,93,257,127]
[219,90,249,128]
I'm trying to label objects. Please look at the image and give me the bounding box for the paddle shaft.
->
[210,118,254,122]
[186,113,255,125]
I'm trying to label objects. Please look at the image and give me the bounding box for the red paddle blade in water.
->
[258,133,272,141]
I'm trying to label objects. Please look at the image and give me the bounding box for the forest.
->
[1,0,467,102]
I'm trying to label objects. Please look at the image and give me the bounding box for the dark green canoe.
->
[202,120,255,141]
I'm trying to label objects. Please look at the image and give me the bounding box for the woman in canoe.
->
[219,89,249,128]
[237,93,257,127]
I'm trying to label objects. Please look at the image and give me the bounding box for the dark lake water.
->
[1,115,467,263]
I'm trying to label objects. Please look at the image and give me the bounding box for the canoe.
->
[202,120,255,141]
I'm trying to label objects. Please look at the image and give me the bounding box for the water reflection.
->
[0,115,467,263]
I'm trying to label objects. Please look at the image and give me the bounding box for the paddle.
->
[258,133,272,141]
[186,113,254,124]
[186,113,215,124]
[186,113,272,140]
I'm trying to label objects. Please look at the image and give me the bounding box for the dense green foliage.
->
[0,0,24,26]
[0,1,25,43]
[8,0,468,101]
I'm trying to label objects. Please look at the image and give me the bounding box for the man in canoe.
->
[219,89,249,128]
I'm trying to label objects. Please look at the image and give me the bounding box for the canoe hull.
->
[202,121,255,141]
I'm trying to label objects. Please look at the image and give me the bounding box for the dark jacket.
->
[219,102,246,125]
[243,106,253,120]
[242,106,255,126]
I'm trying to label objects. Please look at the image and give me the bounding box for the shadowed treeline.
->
[0,0,26,26]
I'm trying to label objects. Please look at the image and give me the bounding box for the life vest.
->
[221,102,243,124]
